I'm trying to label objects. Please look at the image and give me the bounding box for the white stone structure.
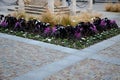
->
[47,0,54,13]
[17,0,93,15]
[18,0,25,12]
[71,0,77,15]
[47,0,77,15]
[89,0,93,11]
[62,0,67,6]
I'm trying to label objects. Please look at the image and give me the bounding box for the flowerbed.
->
[0,14,120,49]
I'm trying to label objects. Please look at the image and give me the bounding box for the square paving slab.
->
[0,38,68,80]
[45,59,120,80]
[98,42,120,58]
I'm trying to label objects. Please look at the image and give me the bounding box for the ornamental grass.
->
[105,3,120,12]
[41,9,56,27]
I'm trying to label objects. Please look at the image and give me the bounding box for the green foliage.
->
[0,27,120,49]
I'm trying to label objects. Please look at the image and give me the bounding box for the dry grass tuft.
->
[11,12,40,21]
[71,11,102,23]
[41,9,56,26]
[24,0,31,5]
[40,10,102,26]
[11,10,102,27]
[105,3,120,12]
[27,14,37,20]
[11,12,26,19]
[60,14,72,26]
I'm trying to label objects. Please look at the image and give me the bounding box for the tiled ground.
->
[45,59,120,80]
[98,42,120,58]
[0,38,68,80]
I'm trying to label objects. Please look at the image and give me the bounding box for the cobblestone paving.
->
[98,42,120,58]
[0,38,68,80]
[45,59,120,80]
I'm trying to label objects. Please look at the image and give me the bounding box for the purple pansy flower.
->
[52,27,57,33]
[14,22,21,29]
[80,27,83,31]
[44,27,51,34]
[100,20,106,26]
[90,24,98,33]
[74,31,81,39]
[110,20,116,24]
[0,20,8,27]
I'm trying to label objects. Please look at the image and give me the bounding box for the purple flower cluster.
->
[0,15,118,39]
[0,15,17,29]
[93,17,118,32]
[0,20,8,27]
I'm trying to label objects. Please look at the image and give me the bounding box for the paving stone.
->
[45,59,120,80]
[0,38,68,80]
[98,42,120,58]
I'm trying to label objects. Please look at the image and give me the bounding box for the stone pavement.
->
[0,35,69,80]
[0,33,120,80]
[45,42,120,80]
